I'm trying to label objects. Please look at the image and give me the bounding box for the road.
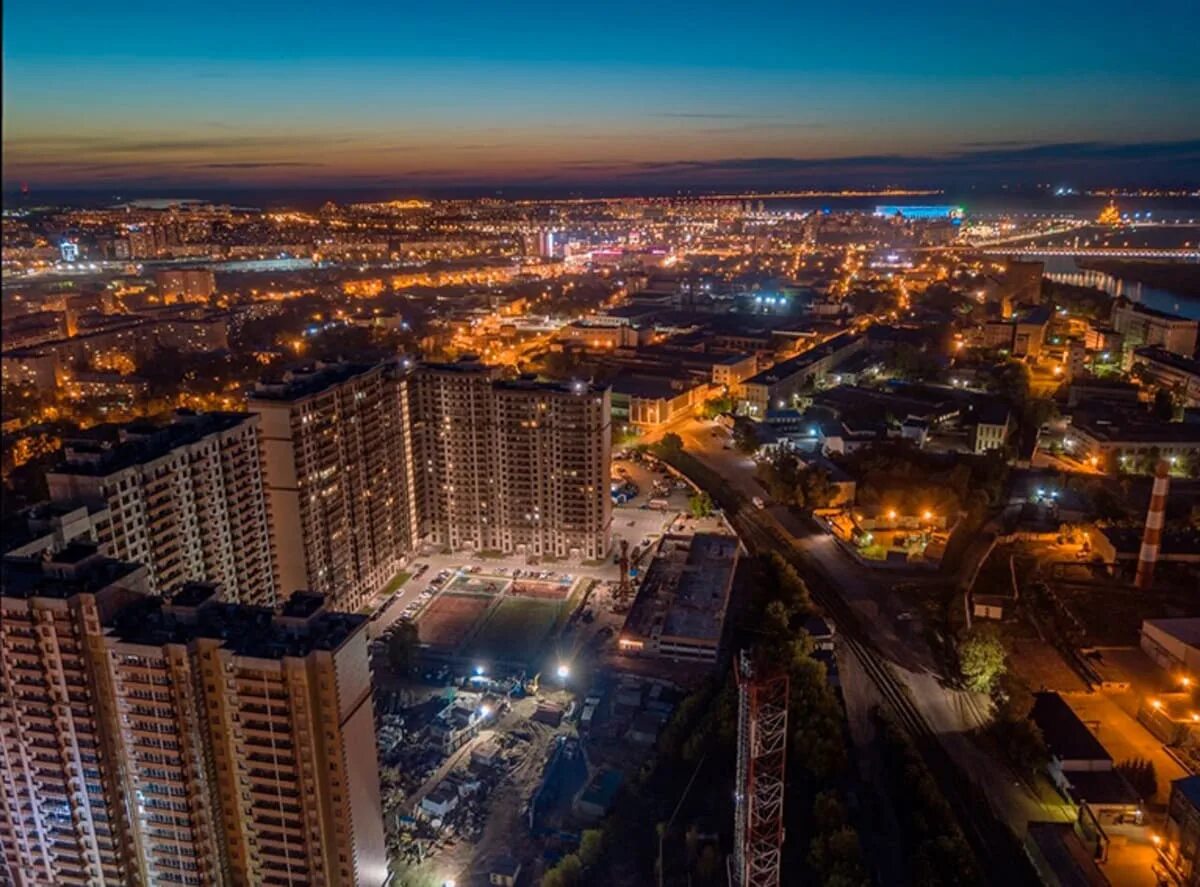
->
[661,439,1045,885]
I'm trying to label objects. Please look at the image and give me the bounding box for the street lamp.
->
[556,664,570,681]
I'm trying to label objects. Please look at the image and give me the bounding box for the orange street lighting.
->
[922,510,933,521]
[1151,699,1163,710]
[886,509,897,521]
[1182,677,1192,688]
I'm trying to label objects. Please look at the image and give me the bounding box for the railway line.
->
[663,450,1038,885]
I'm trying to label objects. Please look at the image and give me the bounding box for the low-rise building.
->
[1134,347,1200,408]
[738,332,865,417]
[1158,776,1200,886]
[619,533,739,663]
[970,401,1012,454]
[610,372,708,432]
[1030,692,1141,822]
[1113,301,1199,358]
[1066,409,1200,474]
[1141,619,1200,676]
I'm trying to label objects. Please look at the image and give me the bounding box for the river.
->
[1041,256,1200,320]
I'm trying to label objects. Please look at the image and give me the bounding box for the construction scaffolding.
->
[733,649,789,887]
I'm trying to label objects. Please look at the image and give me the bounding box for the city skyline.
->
[4,0,1200,192]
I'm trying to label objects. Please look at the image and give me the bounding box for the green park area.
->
[461,596,562,666]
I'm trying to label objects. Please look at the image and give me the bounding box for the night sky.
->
[3,0,1199,193]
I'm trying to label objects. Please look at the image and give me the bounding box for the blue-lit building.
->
[873,205,964,221]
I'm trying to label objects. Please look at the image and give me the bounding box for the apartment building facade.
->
[248,362,418,612]
[45,411,276,606]
[0,550,386,887]
[0,548,148,886]
[408,361,612,560]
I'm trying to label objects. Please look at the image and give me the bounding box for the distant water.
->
[1042,258,1200,320]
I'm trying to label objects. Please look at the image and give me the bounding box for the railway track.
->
[706,483,1038,886]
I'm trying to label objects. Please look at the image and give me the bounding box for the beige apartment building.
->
[409,360,612,560]
[45,411,276,606]
[0,547,386,887]
[0,548,147,887]
[248,362,419,611]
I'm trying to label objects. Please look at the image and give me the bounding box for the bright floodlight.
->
[479,705,493,718]
[556,664,570,680]
[475,664,485,676]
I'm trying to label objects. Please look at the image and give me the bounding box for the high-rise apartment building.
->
[248,362,418,612]
[0,547,148,886]
[408,360,611,560]
[46,411,277,605]
[0,548,387,887]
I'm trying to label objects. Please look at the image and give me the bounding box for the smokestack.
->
[1135,460,1171,590]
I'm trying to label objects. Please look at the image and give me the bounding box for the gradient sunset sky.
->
[4,0,1199,192]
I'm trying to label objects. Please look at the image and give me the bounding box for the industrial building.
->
[618,533,739,663]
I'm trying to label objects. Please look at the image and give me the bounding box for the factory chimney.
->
[1135,460,1171,590]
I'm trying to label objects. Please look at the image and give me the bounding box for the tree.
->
[657,432,684,456]
[958,625,1007,694]
[992,359,1031,406]
[543,853,583,887]
[386,620,419,674]
[1118,758,1158,800]
[1153,388,1176,421]
[578,829,603,869]
[732,422,759,454]
[688,491,714,518]
[699,395,733,419]
[798,467,835,510]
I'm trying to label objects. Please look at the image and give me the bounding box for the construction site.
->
[368,451,743,886]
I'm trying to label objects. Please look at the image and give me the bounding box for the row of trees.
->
[754,453,836,511]
[875,712,981,886]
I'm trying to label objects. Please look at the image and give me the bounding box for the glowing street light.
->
[556,664,570,680]
[479,705,493,719]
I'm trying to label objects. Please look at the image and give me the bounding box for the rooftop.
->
[51,411,257,477]
[1144,618,1200,649]
[1136,346,1200,376]
[743,332,860,387]
[249,360,384,401]
[1172,775,1200,812]
[1031,692,1111,764]
[1115,300,1194,324]
[108,587,366,658]
[624,533,739,645]
[1071,409,1200,445]
[2,546,146,603]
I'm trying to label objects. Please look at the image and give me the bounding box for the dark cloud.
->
[602,139,1200,183]
[4,134,355,154]
[197,161,324,169]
